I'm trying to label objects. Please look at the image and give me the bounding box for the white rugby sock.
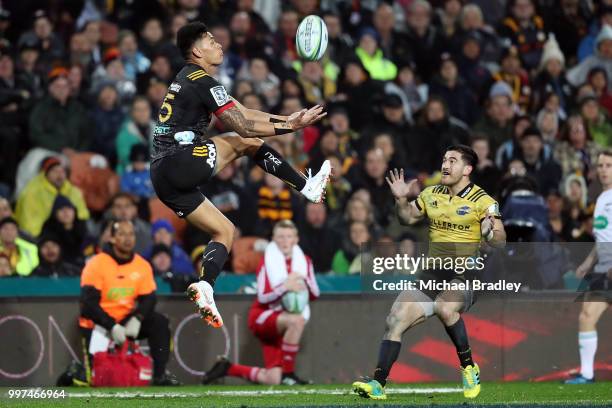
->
[578,331,597,379]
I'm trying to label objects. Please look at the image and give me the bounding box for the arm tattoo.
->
[219,106,257,137]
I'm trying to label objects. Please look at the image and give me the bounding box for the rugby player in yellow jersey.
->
[353,145,506,400]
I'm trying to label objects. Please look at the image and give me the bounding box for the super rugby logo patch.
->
[211,85,229,106]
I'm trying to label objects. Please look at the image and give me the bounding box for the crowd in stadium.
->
[0,0,610,281]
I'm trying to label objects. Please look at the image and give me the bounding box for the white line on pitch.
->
[69,387,461,398]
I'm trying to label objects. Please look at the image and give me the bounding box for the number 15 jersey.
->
[152,63,235,162]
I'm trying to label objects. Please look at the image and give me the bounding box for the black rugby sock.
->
[444,318,474,368]
[253,144,306,191]
[200,241,229,287]
[373,340,401,387]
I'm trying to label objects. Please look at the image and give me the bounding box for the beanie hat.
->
[539,33,565,71]
[40,156,62,175]
[596,24,612,47]
[51,195,75,214]
[151,219,174,236]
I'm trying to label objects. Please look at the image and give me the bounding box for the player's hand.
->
[481,211,495,239]
[288,105,326,130]
[575,262,590,278]
[124,316,141,339]
[111,324,127,345]
[385,168,418,201]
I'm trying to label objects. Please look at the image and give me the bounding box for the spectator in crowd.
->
[299,202,341,273]
[518,127,563,194]
[68,32,94,73]
[545,0,591,63]
[108,192,151,255]
[0,52,31,191]
[412,97,470,174]
[116,96,154,174]
[16,39,45,101]
[457,4,501,67]
[474,83,516,153]
[91,48,137,107]
[138,17,178,63]
[118,30,150,81]
[81,19,103,67]
[90,84,125,165]
[331,220,371,275]
[491,45,531,113]
[144,219,193,276]
[352,148,396,228]
[15,156,89,237]
[362,93,412,159]
[254,173,301,238]
[532,35,573,116]
[536,108,560,143]
[394,62,427,116]
[496,114,536,171]
[435,0,463,39]
[0,217,38,276]
[568,24,612,89]
[149,243,173,276]
[298,60,337,105]
[430,52,479,125]
[322,12,354,68]
[336,59,385,130]
[587,66,612,117]
[237,57,280,108]
[40,195,87,267]
[17,10,64,72]
[404,0,449,82]
[577,5,612,62]
[354,27,397,81]
[324,154,353,216]
[79,219,179,385]
[29,68,90,153]
[553,115,600,182]
[120,144,155,214]
[579,92,612,148]
[271,9,299,65]
[31,232,80,277]
[471,134,502,197]
[498,0,546,71]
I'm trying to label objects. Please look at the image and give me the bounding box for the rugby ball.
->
[281,290,309,314]
[296,15,328,61]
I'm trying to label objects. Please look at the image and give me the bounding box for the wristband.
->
[270,117,284,123]
[274,126,293,135]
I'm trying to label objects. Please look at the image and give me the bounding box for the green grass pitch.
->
[2,382,611,407]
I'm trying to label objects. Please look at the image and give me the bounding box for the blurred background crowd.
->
[0,0,610,285]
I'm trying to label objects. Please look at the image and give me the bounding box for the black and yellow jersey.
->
[415,183,501,244]
[152,63,235,162]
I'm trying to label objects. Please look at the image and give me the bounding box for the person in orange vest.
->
[79,219,179,386]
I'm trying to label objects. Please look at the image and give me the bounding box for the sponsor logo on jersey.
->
[169,82,182,92]
[429,199,438,208]
[456,205,471,216]
[594,215,608,230]
[431,219,471,231]
[211,85,229,106]
[206,142,216,168]
[107,287,135,301]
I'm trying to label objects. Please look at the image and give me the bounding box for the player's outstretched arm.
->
[232,97,326,128]
[385,168,423,225]
[218,105,325,138]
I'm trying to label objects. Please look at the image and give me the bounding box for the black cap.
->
[463,30,483,45]
[521,127,543,140]
[129,144,149,162]
[382,93,403,108]
[0,217,18,229]
[33,9,49,22]
[0,9,10,21]
[600,5,612,17]
[19,38,40,53]
[151,243,172,258]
